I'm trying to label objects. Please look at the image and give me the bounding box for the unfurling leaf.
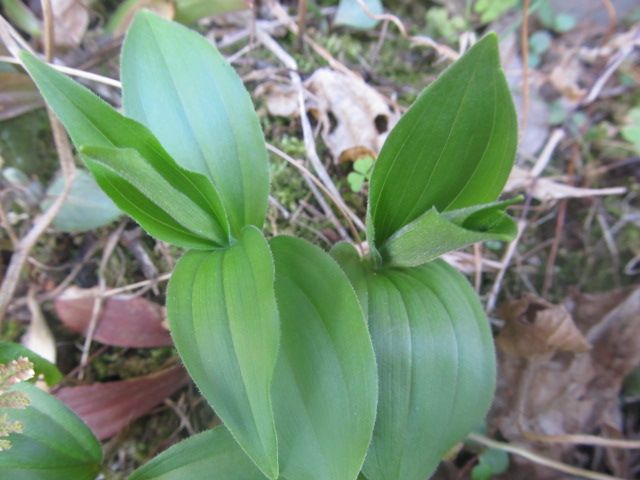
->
[332,243,496,480]
[367,34,517,256]
[167,226,279,479]
[380,198,520,267]
[122,11,269,235]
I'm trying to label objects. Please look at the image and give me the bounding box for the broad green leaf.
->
[335,0,383,30]
[0,382,102,479]
[167,226,279,479]
[41,169,121,233]
[269,236,377,480]
[367,33,517,251]
[81,146,226,245]
[380,198,519,267]
[122,11,269,235]
[470,448,509,480]
[0,342,62,387]
[174,0,249,24]
[332,244,496,480]
[19,51,230,249]
[129,426,265,480]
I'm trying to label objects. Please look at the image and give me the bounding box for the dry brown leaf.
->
[549,55,587,106]
[305,68,399,163]
[52,0,89,48]
[491,287,640,477]
[0,72,43,121]
[505,166,627,201]
[110,0,175,38]
[54,287,172,348]
[497,294,591,357]
[255,81,298,118]
[56,366,188,440]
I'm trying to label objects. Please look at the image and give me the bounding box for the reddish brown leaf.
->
[56,366,189,440]
[54,287,172,348]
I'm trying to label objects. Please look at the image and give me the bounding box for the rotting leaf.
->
[305,68,398,164]
[54,287,172,348]
[496,294,591,357]
[56,365,188,440]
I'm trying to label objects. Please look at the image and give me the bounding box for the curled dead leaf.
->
[497,294,591,357]
[255,81,298,118]
[52,0,89,48]
[54,287,172,348]
[305,68,398,163]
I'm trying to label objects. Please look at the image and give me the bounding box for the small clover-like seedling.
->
[14,11,518,480]
[347,156,375,193]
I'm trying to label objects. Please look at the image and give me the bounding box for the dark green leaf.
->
[0,342,62,386]
[41,169,121,233]
[122,11,269,235]
[269,237,377,480]
[0,382,102,480]
[129,426,265,480]
[19,51,230,249]
[367,34,517,251]
[167,226,279,479]
[380,198,519,267]
[333,244,496,480]
[471,448,509,480]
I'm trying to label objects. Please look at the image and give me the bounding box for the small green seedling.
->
[6,11,518,480]
[347,156,374,192]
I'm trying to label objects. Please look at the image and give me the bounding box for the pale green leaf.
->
[122,11,269,235]
[0,382,102,479]
[333,244,496,480]
[174,0,249,24]
[335,0,383,30]
[129,426,265,480]
[269,236,377,480]
[380,198,519,267]
[167,226,279,479]
[81,146,226,245]
[367,33,517,251]
[19,51,230,249]
[41,169,121,233]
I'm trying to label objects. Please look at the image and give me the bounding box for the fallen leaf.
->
[52,0,89,48]
[491,287,640,477]
[255,81,298,118]
[497,294,591,357]
[334,0,382,30]
[56,366,189,440]
[22,292,56,364]
[0,72,43,121]
[305,68,399,163]
[107,0,175,38]
[54,287,172,348]
[505,166,627,201]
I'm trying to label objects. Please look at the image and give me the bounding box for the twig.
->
[78,222,126,378]
[530,128,565,177]
[523,430,640,450]
[486,219,526,312]
[600,0,617,40]
[0,7,77,327]
[468,433,627,480]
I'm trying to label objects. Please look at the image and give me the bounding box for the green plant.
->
[347,156,374,192]
[9,11,518,480]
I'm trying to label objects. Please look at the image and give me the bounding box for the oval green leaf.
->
[167,226,279,479]
[0,342,62,387]
[129,426,265,480]
[367,33,517,250]
[122,11,269,235]
[19,51,230,249]
[0,382,102,480]
[269,236,377,480]
[333,244,496,480]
